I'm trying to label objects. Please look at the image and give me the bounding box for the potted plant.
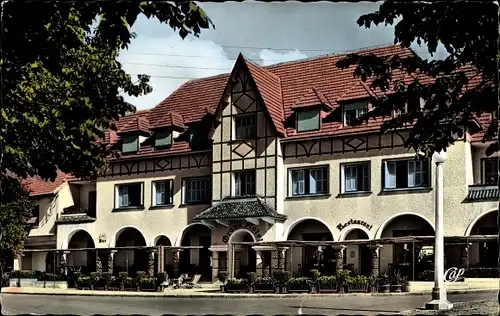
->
[76,275,92,290]
[89,272,102,290]
[245,272,257,293]
[123,276,138,291]
[224,278,248,293]
[390,274,403,293]
[317,275,338,293]
[378,273,390,293]
[156,272,168,291]
[117,272,128,291]
[287,277,312,293]
[272,271,291,293]
[139,276,157,291]
[40,273,67,289]
[253,277,276,293]
[107,275,122,291]
[217,271,228,291]
[309,269,321,293]
[344,275,370,293]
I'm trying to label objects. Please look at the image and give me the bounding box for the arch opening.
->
[378,214,435,281]
[468,210,498,268]
[344,229,371,276]
[229,229,257,279]
[287,219,334,277]
[179,224,212,281]
[114,227,147,276]
[67,230,96,275]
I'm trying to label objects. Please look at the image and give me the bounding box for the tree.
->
[335,0,498,304]
[0,1,212,311]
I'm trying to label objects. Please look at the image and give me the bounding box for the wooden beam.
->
[201,220,215,230]
[245,218,260,225]
[216,219,230,227]
[20,245,205,253]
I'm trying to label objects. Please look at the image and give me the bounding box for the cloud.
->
[259,49,308,66]
[118,34,235,110]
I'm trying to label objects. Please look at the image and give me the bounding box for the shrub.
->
[226,278,244,285]
[309,269,321,282]
[124,277,137,288]
[272,271,291,285]
[287,277,310,286]
[118,271,128,280]
[11,270,36,279]
[417,270,434,281]
[156,272,167,285]
[317,275,337,287]
[77,275,92,286]
[89,272,101,285]
[41,273,65,281]
[136,271,147,278]
[245,272,257,285]
[378,273,390,285]
[345,275,370,285]
[336,270,351,283]
[217,271,228,283]
[139,277,156,288]
[2,273,10,287]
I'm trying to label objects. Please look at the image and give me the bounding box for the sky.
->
[118,2,449,110]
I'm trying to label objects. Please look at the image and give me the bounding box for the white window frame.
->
[152,180,173,206]
[288,166,329,197]
[407,160,425,188]
[115,183,144,208]
[383,159,428,190]
[343,101,367,126]
[183,177,211,204]
[340,162,370,193]
[234,114,257,140]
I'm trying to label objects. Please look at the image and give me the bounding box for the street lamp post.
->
[425,151,453,310]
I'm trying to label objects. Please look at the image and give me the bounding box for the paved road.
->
[1,292,496,315]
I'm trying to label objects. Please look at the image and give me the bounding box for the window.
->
[184,177,211,204]
[152,180,173,206]
[343,101,367,126]
[235,114,257,139]
[342,162,370,193]
[383,159,429,190]
[88,191,96,217]
[296,110,320,132]
[122,135,139,153]
[234,170,256,197]
[31,205,40,226]
[483,158,498,185]
[115,183,143,208]
[290,166,328,196]
[154,129,172,148]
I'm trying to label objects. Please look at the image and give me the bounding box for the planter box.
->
[378,284,390,293]
[11,278,38,287]
[140,286,157,292]
[41,281,68,289]
[287,283,311,293]
[124,286,139,291]
[253,283,276,293]
[77,282,92,290]
[224,284,248,293]
[317,283,339,293]
[391,284,402,293]
[345,283,370,293]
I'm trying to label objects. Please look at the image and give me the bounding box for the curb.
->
[1,288,496,299]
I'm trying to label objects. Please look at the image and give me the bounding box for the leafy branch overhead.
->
[335,1,498,157]
[2,1,213,182]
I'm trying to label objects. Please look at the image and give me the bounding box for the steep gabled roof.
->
[152,110,186,130]
[291,87,336,111]
[23,170,68,197]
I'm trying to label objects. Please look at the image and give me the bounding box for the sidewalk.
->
[1,286,496,298]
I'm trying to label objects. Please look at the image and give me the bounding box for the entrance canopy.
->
[193,196,287,227]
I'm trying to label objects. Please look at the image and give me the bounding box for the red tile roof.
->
[105,44,489,157]
[291,87,336,111]
[152,111,186,130]
[117,111,151,134]
[23,170,68,197]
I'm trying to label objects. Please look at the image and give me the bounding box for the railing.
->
[62,205,88,215]
[466,184,499,201]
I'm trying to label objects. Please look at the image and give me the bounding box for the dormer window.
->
[122,134,139,153]
[296,109,320,132]
[343,101,367,126]
[154,129,172,149]
[235,114,257,139]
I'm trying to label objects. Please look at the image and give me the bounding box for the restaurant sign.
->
[222,222,262,243]
[336,219,373,231]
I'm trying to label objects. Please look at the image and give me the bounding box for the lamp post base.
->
[425,288,453,310]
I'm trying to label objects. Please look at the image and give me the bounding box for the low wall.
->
[9,279,67,289]
[408,278,498,293]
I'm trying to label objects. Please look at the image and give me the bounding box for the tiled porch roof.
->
[465,185,499,201]
[194,196,287,221]
[55,214,96,224]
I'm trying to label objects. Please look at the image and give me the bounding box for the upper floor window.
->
[122,134,139,153]
[154,129,172,149]
[184,177,211,204]
[234,170,256,197]
[235,114,257,139]
[296,110,320,132]
[88,191,97,217]
[341,162,370,193]
[31,205,40,226]
[115,183,144,209]
[289,166,328,196]
[383,158,430,190]
[343,101,367,126]
[482,158,498,185]
[152,180,173,206]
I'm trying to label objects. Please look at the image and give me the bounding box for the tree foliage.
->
[335,1,498,156]
[1,1,213,182]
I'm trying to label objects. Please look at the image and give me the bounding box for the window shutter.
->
[384,161,396,189]
[122,135,139,153]
[297,110,320,132]
[155,129,172,148]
